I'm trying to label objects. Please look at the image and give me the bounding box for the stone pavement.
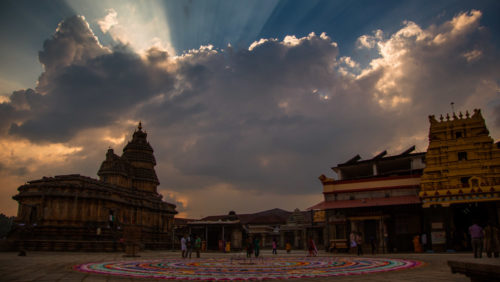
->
[0,250,499,281]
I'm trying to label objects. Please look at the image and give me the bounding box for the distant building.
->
[310,147,425,253]
[187,208,314,251]
[9,123,177,251]
[419,109,500,251]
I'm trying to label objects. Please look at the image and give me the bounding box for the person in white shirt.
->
[181,235,187,258]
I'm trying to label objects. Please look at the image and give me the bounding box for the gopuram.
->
[9,123,177,251]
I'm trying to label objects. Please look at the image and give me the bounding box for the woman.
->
[308,238,317,257]
[272,238,278,255]
[350,231,357,254]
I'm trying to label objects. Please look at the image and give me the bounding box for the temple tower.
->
[419,108,500,251]
[122,122,159,193]
[420,109,500,206]
[98,122,160,193]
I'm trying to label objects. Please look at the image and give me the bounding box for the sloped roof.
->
[195,208,292,225]
[308,195,421,210]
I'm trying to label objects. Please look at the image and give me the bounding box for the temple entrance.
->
[207,226,222,250]
[363,220,377,246]
[451,202,499,251]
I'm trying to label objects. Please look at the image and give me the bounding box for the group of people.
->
[350,231,365,255]
[245,236,261,257]
[180,234,202,259]
[469,221,499,258]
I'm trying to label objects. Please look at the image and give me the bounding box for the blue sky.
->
[0,0,499,218]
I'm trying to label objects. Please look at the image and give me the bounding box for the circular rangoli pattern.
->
[75,256,423,280]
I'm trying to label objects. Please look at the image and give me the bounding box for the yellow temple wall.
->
[420,109,500,206]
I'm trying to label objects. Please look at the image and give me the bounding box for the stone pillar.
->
[323,225,328,250]
[73,196,78,222]
[262,233,267,248]
[97,200,102,223]
[65,199,71,221]
[302,229,307,250]
[280,232,285,249]
[294,230,299,248]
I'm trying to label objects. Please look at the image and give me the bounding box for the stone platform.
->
[0,250,496,281]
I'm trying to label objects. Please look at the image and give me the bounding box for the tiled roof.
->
[308,195,421,210]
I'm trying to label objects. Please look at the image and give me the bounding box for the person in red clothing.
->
[307,238,316,256]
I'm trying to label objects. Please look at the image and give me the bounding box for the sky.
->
[0,0,499,219]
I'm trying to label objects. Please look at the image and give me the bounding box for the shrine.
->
[9,123,177,251]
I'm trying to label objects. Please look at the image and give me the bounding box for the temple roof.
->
[98,122,160,185]
[123,122,156,164]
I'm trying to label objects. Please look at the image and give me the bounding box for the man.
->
[484,221,500,258]
[356,232,363,256]
[186,234,193,259]
[469,222,484,258]
[181,235,187,258]
[194,235,202,258]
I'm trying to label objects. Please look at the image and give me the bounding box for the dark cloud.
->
[5,15,175,142]
[0,162,28,177]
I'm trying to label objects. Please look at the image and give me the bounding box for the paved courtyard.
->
[0,249,498,281]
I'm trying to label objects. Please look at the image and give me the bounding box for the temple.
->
[9,123,177,251]
[311,108,500,253]
[419,109,500,251]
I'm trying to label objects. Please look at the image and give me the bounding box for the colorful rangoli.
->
[75,256,423,280]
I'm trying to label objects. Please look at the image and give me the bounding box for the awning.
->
[308,195,421,210]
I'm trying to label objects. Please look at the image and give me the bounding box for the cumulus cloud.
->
[5,15,175,142]
[1,10,499,218]
[357,29,383,49]
[97,9,118,33]
[357,10,499,112]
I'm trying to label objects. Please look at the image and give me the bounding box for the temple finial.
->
[138,121,142,131]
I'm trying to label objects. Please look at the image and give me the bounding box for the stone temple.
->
[9,123,177,251]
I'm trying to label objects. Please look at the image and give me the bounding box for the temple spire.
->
[138,121,142,131]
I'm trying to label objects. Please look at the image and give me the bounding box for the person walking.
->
[469,222,484,258]
[246,237,253,258]
[356,232,363,256]
[253,237,260,258]
[370,235,377,255]
[272,238,278,255]
[484,221,500,258]
[194,235,202,258]
[350,231,357,254]
[285,242,292,254]
[186,234,193,259]
[307,238,318,257]
[181,235,187,259]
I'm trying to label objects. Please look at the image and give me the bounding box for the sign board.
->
[431,231,446,245]
[313,210,325,222]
